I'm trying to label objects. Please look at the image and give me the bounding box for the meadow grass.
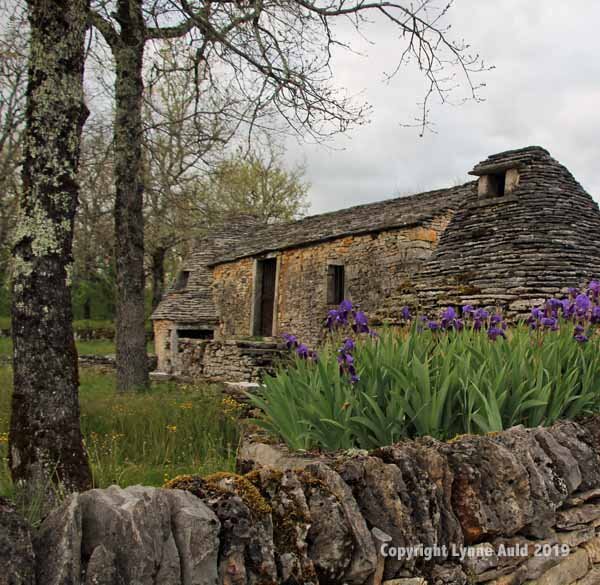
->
[0,365,241,500]
[0,337,154,356]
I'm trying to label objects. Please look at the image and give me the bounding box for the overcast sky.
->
[284,1,600,215]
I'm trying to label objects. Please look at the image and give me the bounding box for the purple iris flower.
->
[282,333,298,349]
[343,338,356,352]
[473,319,483,331]
[531,307,544,320]
[461,304,474,316]
[574,334,589,343]
[589,281,600,299]
[548,298,562,310]
[487,327,506,341]
[428,321,440,331]
[339,299,353,313]
[474,308,489,321]
[541,317,558,330]
[575,293,591,315]
[401,306,411,320]
[353,311,370,333]
[592,306,600,324]
[561,299,574,318]
[296,344,310,359]
[574,324,585,335]
[441,307,457,320]
[490,314,502,325]
[350,373,361,384]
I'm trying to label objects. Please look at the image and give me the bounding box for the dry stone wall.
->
[13,415,600,585]
[173,338,286,382]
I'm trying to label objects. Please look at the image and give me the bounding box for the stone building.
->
[151,146,600,380]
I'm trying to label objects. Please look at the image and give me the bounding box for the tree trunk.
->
[10,0,92,505]
[151,247,167,310]
[113,0,148,391]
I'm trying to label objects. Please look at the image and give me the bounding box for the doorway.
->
[254,258,277,337]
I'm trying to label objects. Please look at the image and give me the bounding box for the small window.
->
[174,270,190,290]
[483,172,506,197]
[177,328,213,340]
[327,264,345,305]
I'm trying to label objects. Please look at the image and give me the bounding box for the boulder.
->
[492,426,566,537]
[34,485,220,585]
[374,440,464,555]
[438,435,532,543]
[167,473,277,585]
[34,494,82,585]
[337,455,418,579]
[0,497,35,585]
[305,462,377,584]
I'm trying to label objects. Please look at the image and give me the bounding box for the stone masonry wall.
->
[212,257,255,338]
[213,217,453,346]
[153,318,172,372]
[22,415,600,585]
[175,338,285,382]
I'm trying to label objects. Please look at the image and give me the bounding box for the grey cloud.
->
[284,1,600,214]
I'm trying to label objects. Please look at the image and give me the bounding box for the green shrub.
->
[249,324,600,451]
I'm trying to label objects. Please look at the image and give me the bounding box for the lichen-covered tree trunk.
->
[10,0,92,502]
[113,0,148,391]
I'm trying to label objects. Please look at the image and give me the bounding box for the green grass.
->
[0,337,154,357]
[0,366,241,500]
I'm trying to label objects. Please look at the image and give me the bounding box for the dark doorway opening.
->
[255,258,277,337]
[177,328,214,340]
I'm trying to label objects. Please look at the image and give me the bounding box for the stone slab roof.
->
[151,216,261,323]
[210,184,472,265]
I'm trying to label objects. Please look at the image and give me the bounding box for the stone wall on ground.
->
[173,338,286,382]
[11,415,600,585]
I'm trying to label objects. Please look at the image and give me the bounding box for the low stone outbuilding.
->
[152,146,600,381]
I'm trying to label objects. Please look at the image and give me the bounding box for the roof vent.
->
[477,168,520,198]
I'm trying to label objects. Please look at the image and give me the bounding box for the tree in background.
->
[88,0,485,391]
[73,120,116,320]
[10,0,92,504]
[203,145,309,225]
[0,1,27,315]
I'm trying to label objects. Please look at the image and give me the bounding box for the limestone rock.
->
[492,426,566,537]
[532,549,589,585]
[556,504,600,530]
[84,545,116,585]
[249,469,317,584]
[79,485,181,585]
[374,440,463,555]
[534,428,582,495]
[304,472,354,583]
[439,435,532,543]
[35,485,221,585]
[427,563,467,585]
[575,566,600,585]
[547,421,600,491]
[337,455,418,579]
[0,497,35,585]
[238,440,326,472]
[164,489,221,585]
[169,474,276,585]
[34,494,82,585]
[305,462,377,584]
